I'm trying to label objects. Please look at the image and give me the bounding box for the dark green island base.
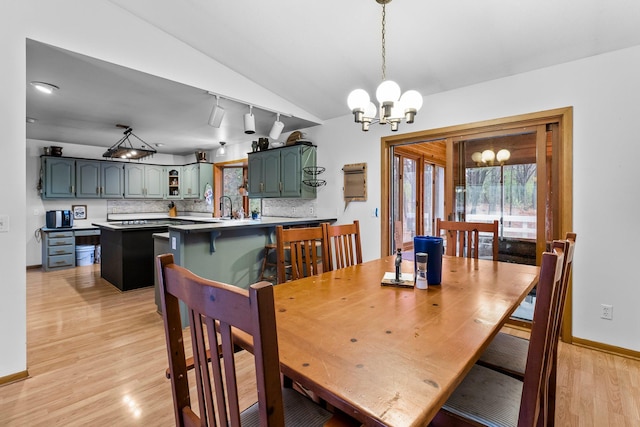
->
[165,217,334,289]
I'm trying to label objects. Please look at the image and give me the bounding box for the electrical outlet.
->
[600,304,613,320]
[309,206,314,215]
[292,207,296,215]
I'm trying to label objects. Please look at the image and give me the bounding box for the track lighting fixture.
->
[208,95,225,128]
[244,105,256,134]
[269,113,285,140]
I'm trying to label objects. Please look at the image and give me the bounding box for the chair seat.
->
[442,364,523,427]
[477,332,528,379]
[241,387,333,427]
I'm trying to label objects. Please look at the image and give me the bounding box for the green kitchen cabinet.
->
[182,163,213,199]
[76,160,123,198]
[247,145,316,199]
[124,164,164,198]
[42,156,75,199]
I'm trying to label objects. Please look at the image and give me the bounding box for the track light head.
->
[244,106,256,134]
[269,113,285,140]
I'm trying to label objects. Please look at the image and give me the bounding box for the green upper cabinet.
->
[101,162,124,198]
[124,164,164,198]
[248,145,316,199]
[76,160,123,198]
[182,163,213,199]
[43,157,75,199]
[41,155,214,200]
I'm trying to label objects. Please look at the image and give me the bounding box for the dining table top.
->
[272,255,539,427]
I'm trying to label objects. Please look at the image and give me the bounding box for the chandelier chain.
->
[381,3,386,81]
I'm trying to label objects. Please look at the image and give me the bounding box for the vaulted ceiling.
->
[26,0,640,155]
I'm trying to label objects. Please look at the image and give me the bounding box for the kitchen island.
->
[165,216,336,289]
[93,216,335,292]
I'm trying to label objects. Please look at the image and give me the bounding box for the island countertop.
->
[92,216,336,232]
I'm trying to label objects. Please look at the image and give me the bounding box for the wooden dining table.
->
[272,255,539,427]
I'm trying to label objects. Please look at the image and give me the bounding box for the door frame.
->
[380,107,573,341]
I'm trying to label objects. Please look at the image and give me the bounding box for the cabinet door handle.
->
[260,183,264,192]
[279,182,282,192]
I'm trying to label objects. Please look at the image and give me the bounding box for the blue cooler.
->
[413,236,443,285]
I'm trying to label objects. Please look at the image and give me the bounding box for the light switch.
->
[171,236,176,250]
[0,215,9,232]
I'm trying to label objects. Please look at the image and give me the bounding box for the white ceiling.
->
[26,0,640,156]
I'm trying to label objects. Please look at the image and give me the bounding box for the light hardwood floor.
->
[1,264,639,426]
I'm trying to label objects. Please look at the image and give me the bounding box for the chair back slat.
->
[436,218,499,260]
[518,248,564,426]
[323,221,363,271]
[276,225,328,283]
[545,233,577,424]
[156,253,285,427]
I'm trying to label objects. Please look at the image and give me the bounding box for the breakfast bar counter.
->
[165,216,336,290]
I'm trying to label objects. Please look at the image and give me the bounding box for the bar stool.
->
[259,243,278,283]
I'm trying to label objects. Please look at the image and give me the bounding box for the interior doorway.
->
[381,107,573,339]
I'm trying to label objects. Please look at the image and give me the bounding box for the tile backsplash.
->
[107,198,316,218]
[107,199,213,216]
[261,199,316,218]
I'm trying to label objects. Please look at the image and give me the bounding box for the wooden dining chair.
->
[435,218,499,260]
[156,253,349,427]
[322,220,363,271]
[275,225,328,284]
[430,246,565,427]
[476,232,576,422]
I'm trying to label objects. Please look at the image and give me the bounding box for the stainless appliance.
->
[45,210,73,228]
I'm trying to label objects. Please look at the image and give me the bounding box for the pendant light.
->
[215,141,227,158]
[347,0,423,132]
[102,125,157,160]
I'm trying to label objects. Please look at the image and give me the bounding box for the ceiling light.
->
[26,117,37,124]
[346,0,422,132]
[208,95,225,127]
[102,125,157,160]
[269,113,285,140]
[496,149,511,163]
[244,106,255,134]
[216,141,227,158]
[30,81,59,94]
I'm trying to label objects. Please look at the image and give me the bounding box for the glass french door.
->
[392,147,445,253]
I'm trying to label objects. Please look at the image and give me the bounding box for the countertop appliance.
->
[45,210,73,228]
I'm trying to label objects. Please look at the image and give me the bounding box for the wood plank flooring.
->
[1,264,639,426]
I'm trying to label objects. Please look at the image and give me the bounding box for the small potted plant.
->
[251,208,260,220]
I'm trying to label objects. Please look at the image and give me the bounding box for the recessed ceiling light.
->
[154,143,164,147]
[26,117,37,124]
[30,81,59,94]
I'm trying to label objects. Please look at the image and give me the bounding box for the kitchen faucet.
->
[219,196,233,219]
